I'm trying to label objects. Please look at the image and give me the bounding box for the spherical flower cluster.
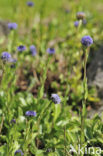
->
[74,21,79,27]
[76,12,85,20]
[82,19,87,25]
[30,45,37,56]
[1,52,11,61]
[1,52,16,65]
[10,119,16,124]
[25,111,36,117]
[27,1,34,7]
[9,59,17,68]
[17,45,26,52]
[51,94,61,104]
[8,23,18,30]
[65,9,70,14]
[81,35,93,47]
[14,149,24,155]
[46,48,55,54]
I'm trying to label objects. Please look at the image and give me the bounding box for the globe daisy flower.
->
[46,48,55,54]
[81,35,93,47]
[30,45,37,56]
[8,23,18,30]
[1,52,11,61]
[25,111,36,117]
[14,149,24,155]
[74,21,79,27]
[76,12,85,20]
[17,45,26,52]
[27,1,34,7]
[51,94,61,104]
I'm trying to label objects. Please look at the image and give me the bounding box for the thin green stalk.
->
[63,78,70,155]
[8,30,15,52]
[39,0,47,51]
[37,101,52,132]
[24,119,37,155]
[38,55,51,99]
[80,48,88,152]
[64,126,66,156]
[51,102,55,130]
[0,115,4,134]
[23,119,30,156]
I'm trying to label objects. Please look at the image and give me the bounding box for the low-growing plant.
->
[0,0,103,156]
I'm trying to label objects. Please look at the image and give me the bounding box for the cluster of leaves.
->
[0,0,103,155]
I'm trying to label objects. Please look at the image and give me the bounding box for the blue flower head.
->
[8,23,18,30]
[25,111,36,117]
[27,1,34,7]
[30,45,37,56]
[51,94,61,104]
[1,52,11,61]
[82,19,87,25]
[9,59,17,68]
[14,149,24,155]
[74,21,79,27]
[17,45,26,52]
[76,12,85,20]
[10,119,16,124]
[81,35,93,47]
[47,48,55,54]
[65,9,70,14]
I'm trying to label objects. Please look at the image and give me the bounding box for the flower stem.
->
[0,115,4,134]
[80,48,88,151]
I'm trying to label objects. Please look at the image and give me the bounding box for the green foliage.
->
[0,0,103,155]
